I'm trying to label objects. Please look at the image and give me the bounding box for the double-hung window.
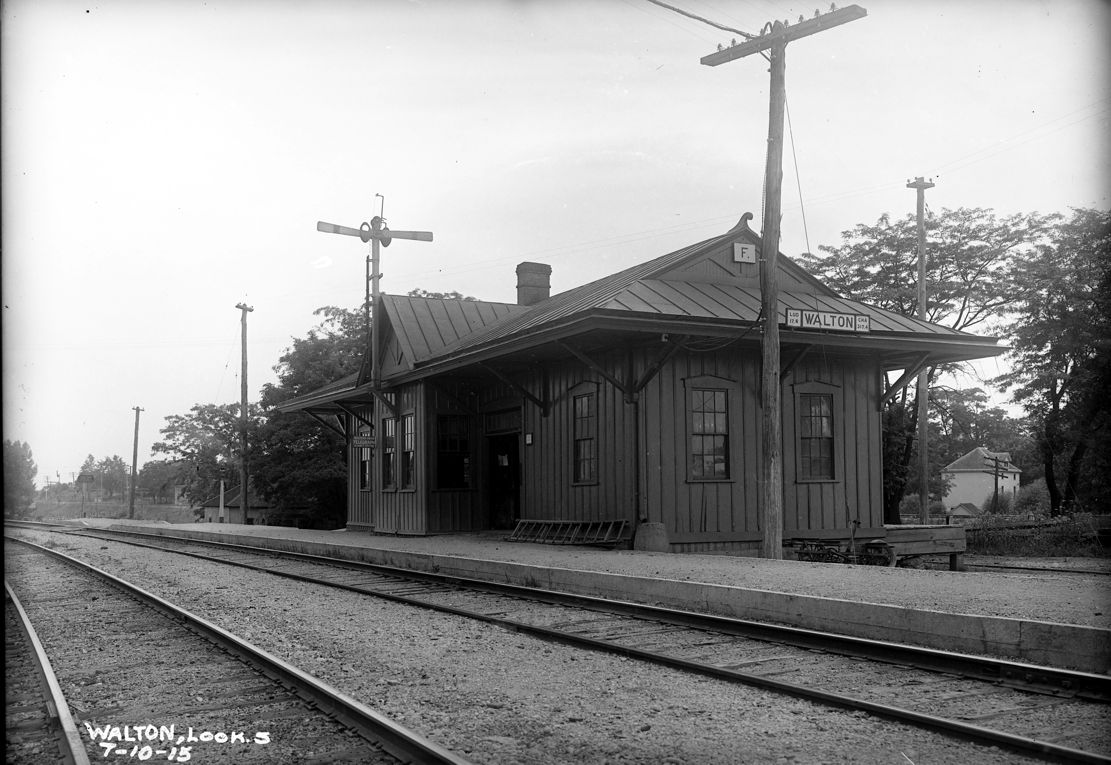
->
[690,388,729,480]
[572,393,597,484]
[381,417,397,490]
[798,393,834,480]
[400,414,415,489]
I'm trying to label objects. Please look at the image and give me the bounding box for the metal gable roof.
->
[381,294,527,366]
[401,218,994,374]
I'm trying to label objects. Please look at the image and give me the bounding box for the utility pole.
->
[317,205,433,388]
[236,302,254,524]
[907,176,935,523]
[702,5,867,559]
[128,406,142,519]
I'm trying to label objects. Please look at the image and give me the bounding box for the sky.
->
[3,0,1109,486]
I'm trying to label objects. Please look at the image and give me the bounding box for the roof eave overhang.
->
[381,310,1004,384]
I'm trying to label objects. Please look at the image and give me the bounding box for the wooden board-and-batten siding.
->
[510,343,882,553]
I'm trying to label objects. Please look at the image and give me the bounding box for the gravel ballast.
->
[5,529,1055,764]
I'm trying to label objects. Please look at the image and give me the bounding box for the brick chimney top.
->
[516,262,552,306]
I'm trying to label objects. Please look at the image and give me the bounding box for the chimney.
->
[516,261,552,306]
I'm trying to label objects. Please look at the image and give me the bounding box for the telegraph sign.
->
[353,436,375,448]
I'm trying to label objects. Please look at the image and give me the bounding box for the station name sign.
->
[785,308,870,333]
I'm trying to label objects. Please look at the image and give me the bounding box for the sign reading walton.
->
[785,308,870,333]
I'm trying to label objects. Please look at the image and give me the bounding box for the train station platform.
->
[63,519,1111,674]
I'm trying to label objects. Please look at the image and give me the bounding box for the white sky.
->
[3,0,1109,484]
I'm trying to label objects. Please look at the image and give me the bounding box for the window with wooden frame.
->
[381,417,397,491]
[400,413,416,490]
[572,392,597,484]
[358,440,373,491]
[436,415,471,490]
[689,387,730,480]
[798,393,834,480]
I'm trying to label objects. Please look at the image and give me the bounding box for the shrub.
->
[979,490,1012,515]
[967,512,1106,557]
[1014,479,1050,517]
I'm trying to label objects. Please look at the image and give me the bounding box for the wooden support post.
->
[702,5,867,560]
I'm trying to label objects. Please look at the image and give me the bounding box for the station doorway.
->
[486,432,521,530]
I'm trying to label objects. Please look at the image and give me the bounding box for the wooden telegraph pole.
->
[128,406,142,519]
[907,176,934,523]
[317,206,433,387]
[236,302,254,522]
[702,5,867,559]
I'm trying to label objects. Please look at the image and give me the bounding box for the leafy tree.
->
[799,208,1055,521]
[930,386,1037,482]
[407,288,477,301]
[96,455,129,499]
[151,403,263,506]
[4,440,38,518]
[996,207,1111,514]
[137,459,190,504]
[251,306,364,528]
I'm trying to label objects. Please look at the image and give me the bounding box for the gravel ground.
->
[6,529,1053,764]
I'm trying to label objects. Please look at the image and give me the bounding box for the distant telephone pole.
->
[128,406,143,519]
[908,176,935,523]
[702,5,867,558]
[236,302,254,522]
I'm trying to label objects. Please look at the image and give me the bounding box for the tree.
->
[798,207,1055,520]
[137,459,190,504]
[251,306,364,528]
[930,386,1037,482]
[96,455,129,499]
[996,207,1111,514]
[151,402,263,506]
[4,440,38,518]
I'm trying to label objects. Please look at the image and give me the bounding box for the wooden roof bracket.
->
[632,337,683,397]
[478,362,550,416]
[878,352,931,411]
[558,341,636,403]
[370,388,398,418]
[336,402,374,431]
[780,344,813,380]
[305,409,348,439]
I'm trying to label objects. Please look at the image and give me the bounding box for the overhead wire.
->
[642,0,756,38]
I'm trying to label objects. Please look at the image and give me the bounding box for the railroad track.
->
[20,526,1111,764]
[6,582,91,765]
[4,538,470,765]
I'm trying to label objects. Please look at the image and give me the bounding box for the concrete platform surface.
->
[65,519,1111,674]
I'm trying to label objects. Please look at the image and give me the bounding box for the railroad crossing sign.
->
[316,207,433,388]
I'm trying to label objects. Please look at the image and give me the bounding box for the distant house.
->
[941,448,1020,511]
[199,483,271,525]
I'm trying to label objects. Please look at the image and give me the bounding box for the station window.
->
[359,448,372,491]
[437,415,471,489]
[381,417,397,491]
[799,393,834,480]
[400,414,416,490]
[572,393,597,484]
[689,388,729,480]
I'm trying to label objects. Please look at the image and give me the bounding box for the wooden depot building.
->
[281,214,1002,555]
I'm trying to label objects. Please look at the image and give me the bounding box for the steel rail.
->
[63,526,1111,700]
[6,582,93,765]
[39,528,1111,764]
[5,537,472,765]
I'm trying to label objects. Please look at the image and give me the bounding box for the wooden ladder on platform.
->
[507,519,628,546]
